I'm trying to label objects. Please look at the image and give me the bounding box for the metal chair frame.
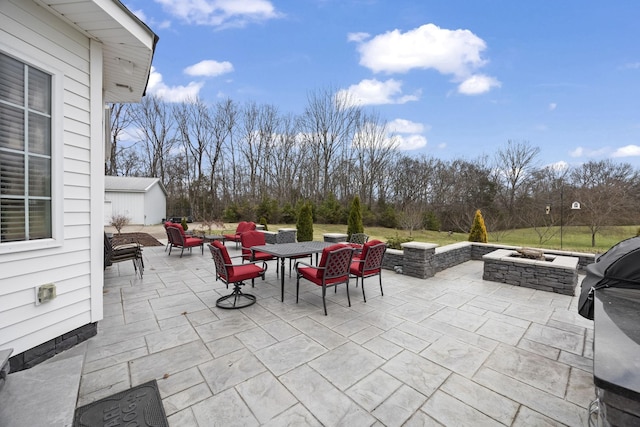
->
[295,246,354,315]
[104,233,144,278]
[209,243,267,309]
[350,241,386,302]
[167,226,204,257]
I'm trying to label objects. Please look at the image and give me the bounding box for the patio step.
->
[0,348,84,427]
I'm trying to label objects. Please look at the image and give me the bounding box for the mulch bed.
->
[112,232,163,247]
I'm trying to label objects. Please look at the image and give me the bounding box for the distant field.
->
[253,223,640,254]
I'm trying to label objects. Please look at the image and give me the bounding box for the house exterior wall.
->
[0,1,102,355]
[144,183,167,225]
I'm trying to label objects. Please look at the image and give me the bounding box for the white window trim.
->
[0,43,63,254]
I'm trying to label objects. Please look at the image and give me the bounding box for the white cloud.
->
[569,147,583,157]
[347,32,369,43]
[569,146,609,158]
[337,79,420,106]
[385,118,428,150]
[353,23,499,95]
[356,23,486,76]
[547,160,569,171]
[395,134,427,150]
[184,60,234,77]
[622,62,640,69]
[437,142,447,149]
[147,67,204,102]
[130,7,171,30]
[612,144,640,157]
[387,118,425,134]
[154,0,280,28]
[549,102,557,111]
[457,74,501,95]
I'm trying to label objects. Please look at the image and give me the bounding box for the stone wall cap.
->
[323,233,348,238]
[401,242,438,250]
[483,248,578,269]
[435,241,471,253]
[385,248,403,255]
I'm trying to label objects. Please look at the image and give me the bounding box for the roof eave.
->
[33,0,158,103]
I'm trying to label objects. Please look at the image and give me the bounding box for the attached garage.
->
[105,176,167,225]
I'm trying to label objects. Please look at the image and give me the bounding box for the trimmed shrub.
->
[469,209,488,243]
[423,211,440,231]
[386,233,413,250]
[296,201,314,242]
[259,216,268,231]
[346,195,364,240]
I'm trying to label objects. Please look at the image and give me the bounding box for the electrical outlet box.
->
[35,284,56,305]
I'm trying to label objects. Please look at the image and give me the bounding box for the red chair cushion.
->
[316,243,348,279]
[251,251,274,261]
[351,240,384,275]
[168,222,186,237]
[228,263,264,282]
[212,240,232,265]
[183,236,204,247]
[350,262,381,276]
[241,231,267,259]
[237,221,249,233]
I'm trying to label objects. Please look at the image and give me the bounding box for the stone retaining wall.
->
[482,249,579,295]
[381,240,595,281]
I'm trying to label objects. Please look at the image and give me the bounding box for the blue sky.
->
[127,0,640,168]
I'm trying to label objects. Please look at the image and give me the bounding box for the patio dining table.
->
[250,241,335,301]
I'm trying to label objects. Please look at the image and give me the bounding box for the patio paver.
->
[77,243,595,426]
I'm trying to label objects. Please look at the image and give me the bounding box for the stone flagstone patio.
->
[82,243,594,426]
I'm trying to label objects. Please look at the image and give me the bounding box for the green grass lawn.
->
[259,223,640,254]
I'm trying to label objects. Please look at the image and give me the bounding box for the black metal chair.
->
[209,240,267,309]
[350,240,386,302]
[104,233,144,278]
[295,244,354,315]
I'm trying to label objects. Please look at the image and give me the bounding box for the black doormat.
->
[73,380,168,427]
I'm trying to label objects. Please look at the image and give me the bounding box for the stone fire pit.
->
[482,248,579,295]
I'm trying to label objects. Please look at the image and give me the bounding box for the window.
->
[0,51,52,243]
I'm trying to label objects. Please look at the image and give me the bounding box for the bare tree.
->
[569,160,638,247]
[107,103,132,175]
[129,95,176,182]
[298,87,361,201]
[265,113,304,205]
[352,112,398,208]
[494,140,541,220]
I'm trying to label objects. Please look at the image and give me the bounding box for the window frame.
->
[0,44,63,254]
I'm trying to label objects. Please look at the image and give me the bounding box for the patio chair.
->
[166,224,204,257]
[295,244,355,315]
[223,221,256,248]
[104,233,144,278]
[163,221,174,251]
[350,240,386,302]
[241,231,276,267]
[209,240,267,309]
[347,232,369,252]
[276,229,311,277]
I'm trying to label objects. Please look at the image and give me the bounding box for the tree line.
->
[107,89,640,247]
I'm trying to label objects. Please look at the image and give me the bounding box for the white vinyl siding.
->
[0,0,100,355]
[105,177,167,225]
[144,182,167,225]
